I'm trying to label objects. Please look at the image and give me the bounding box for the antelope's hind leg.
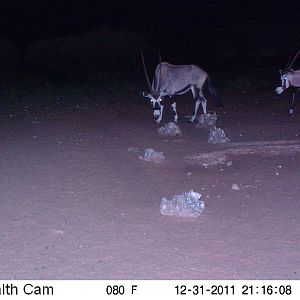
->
[190,86,201,122]
[199,89,208,115]
[290,88,300,116]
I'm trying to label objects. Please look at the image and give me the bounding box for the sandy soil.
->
[0,89,299,279]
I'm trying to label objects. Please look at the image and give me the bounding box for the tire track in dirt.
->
[185,139,300,167]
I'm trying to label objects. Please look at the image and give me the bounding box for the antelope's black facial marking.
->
[153,101,161,110]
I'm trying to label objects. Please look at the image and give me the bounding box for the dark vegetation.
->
[0,29,151,111]
[1,0,300,112]
[1,0,300,110]
[0,27,297,112]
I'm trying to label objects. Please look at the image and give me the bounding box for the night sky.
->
[1,0,300,72]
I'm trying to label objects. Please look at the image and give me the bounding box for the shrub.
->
[26,28,151,79]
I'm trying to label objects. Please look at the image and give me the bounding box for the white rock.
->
[232,183,240,191]
[139,148,165,163]
[158,122,182,136]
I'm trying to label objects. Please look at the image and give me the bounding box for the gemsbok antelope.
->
[141,52,221,123]
[275,49,300,115]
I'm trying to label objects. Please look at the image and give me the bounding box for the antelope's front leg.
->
[171,102,178,123]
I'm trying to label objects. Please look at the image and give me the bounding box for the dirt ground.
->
[0,89,299,279]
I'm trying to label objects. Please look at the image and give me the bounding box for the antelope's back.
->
[289,69,300,87]
[155,63,207,91]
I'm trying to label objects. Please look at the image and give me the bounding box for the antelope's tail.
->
[207,76,223,107]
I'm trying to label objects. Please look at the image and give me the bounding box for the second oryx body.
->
[275,49,300,115]
[143,62,215,123]
[276,69,300,115]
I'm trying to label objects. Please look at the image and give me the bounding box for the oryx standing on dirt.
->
[275,49,300,115]
[142,53,220,123]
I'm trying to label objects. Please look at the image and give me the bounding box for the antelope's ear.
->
[143,92,151,98]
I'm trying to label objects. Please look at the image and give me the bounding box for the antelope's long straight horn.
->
[156,50,162,96]
[284,49,296,72]
[287,48,300,71]
[141,51,152,93]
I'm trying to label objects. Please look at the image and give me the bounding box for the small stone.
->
[226,161,233,167]
[232,183,240,191]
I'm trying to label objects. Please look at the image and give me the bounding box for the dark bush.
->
[26,28,151,79]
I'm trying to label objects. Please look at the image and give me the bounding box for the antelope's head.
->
[142,92,163,121]
[276,70,291,94]
[276,49,300,94]
[141,51,163,122]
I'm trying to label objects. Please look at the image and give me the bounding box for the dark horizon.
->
[1,1,300,49]
[0,0,300,76]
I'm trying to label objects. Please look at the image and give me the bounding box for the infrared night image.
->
[0,0,299,280]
